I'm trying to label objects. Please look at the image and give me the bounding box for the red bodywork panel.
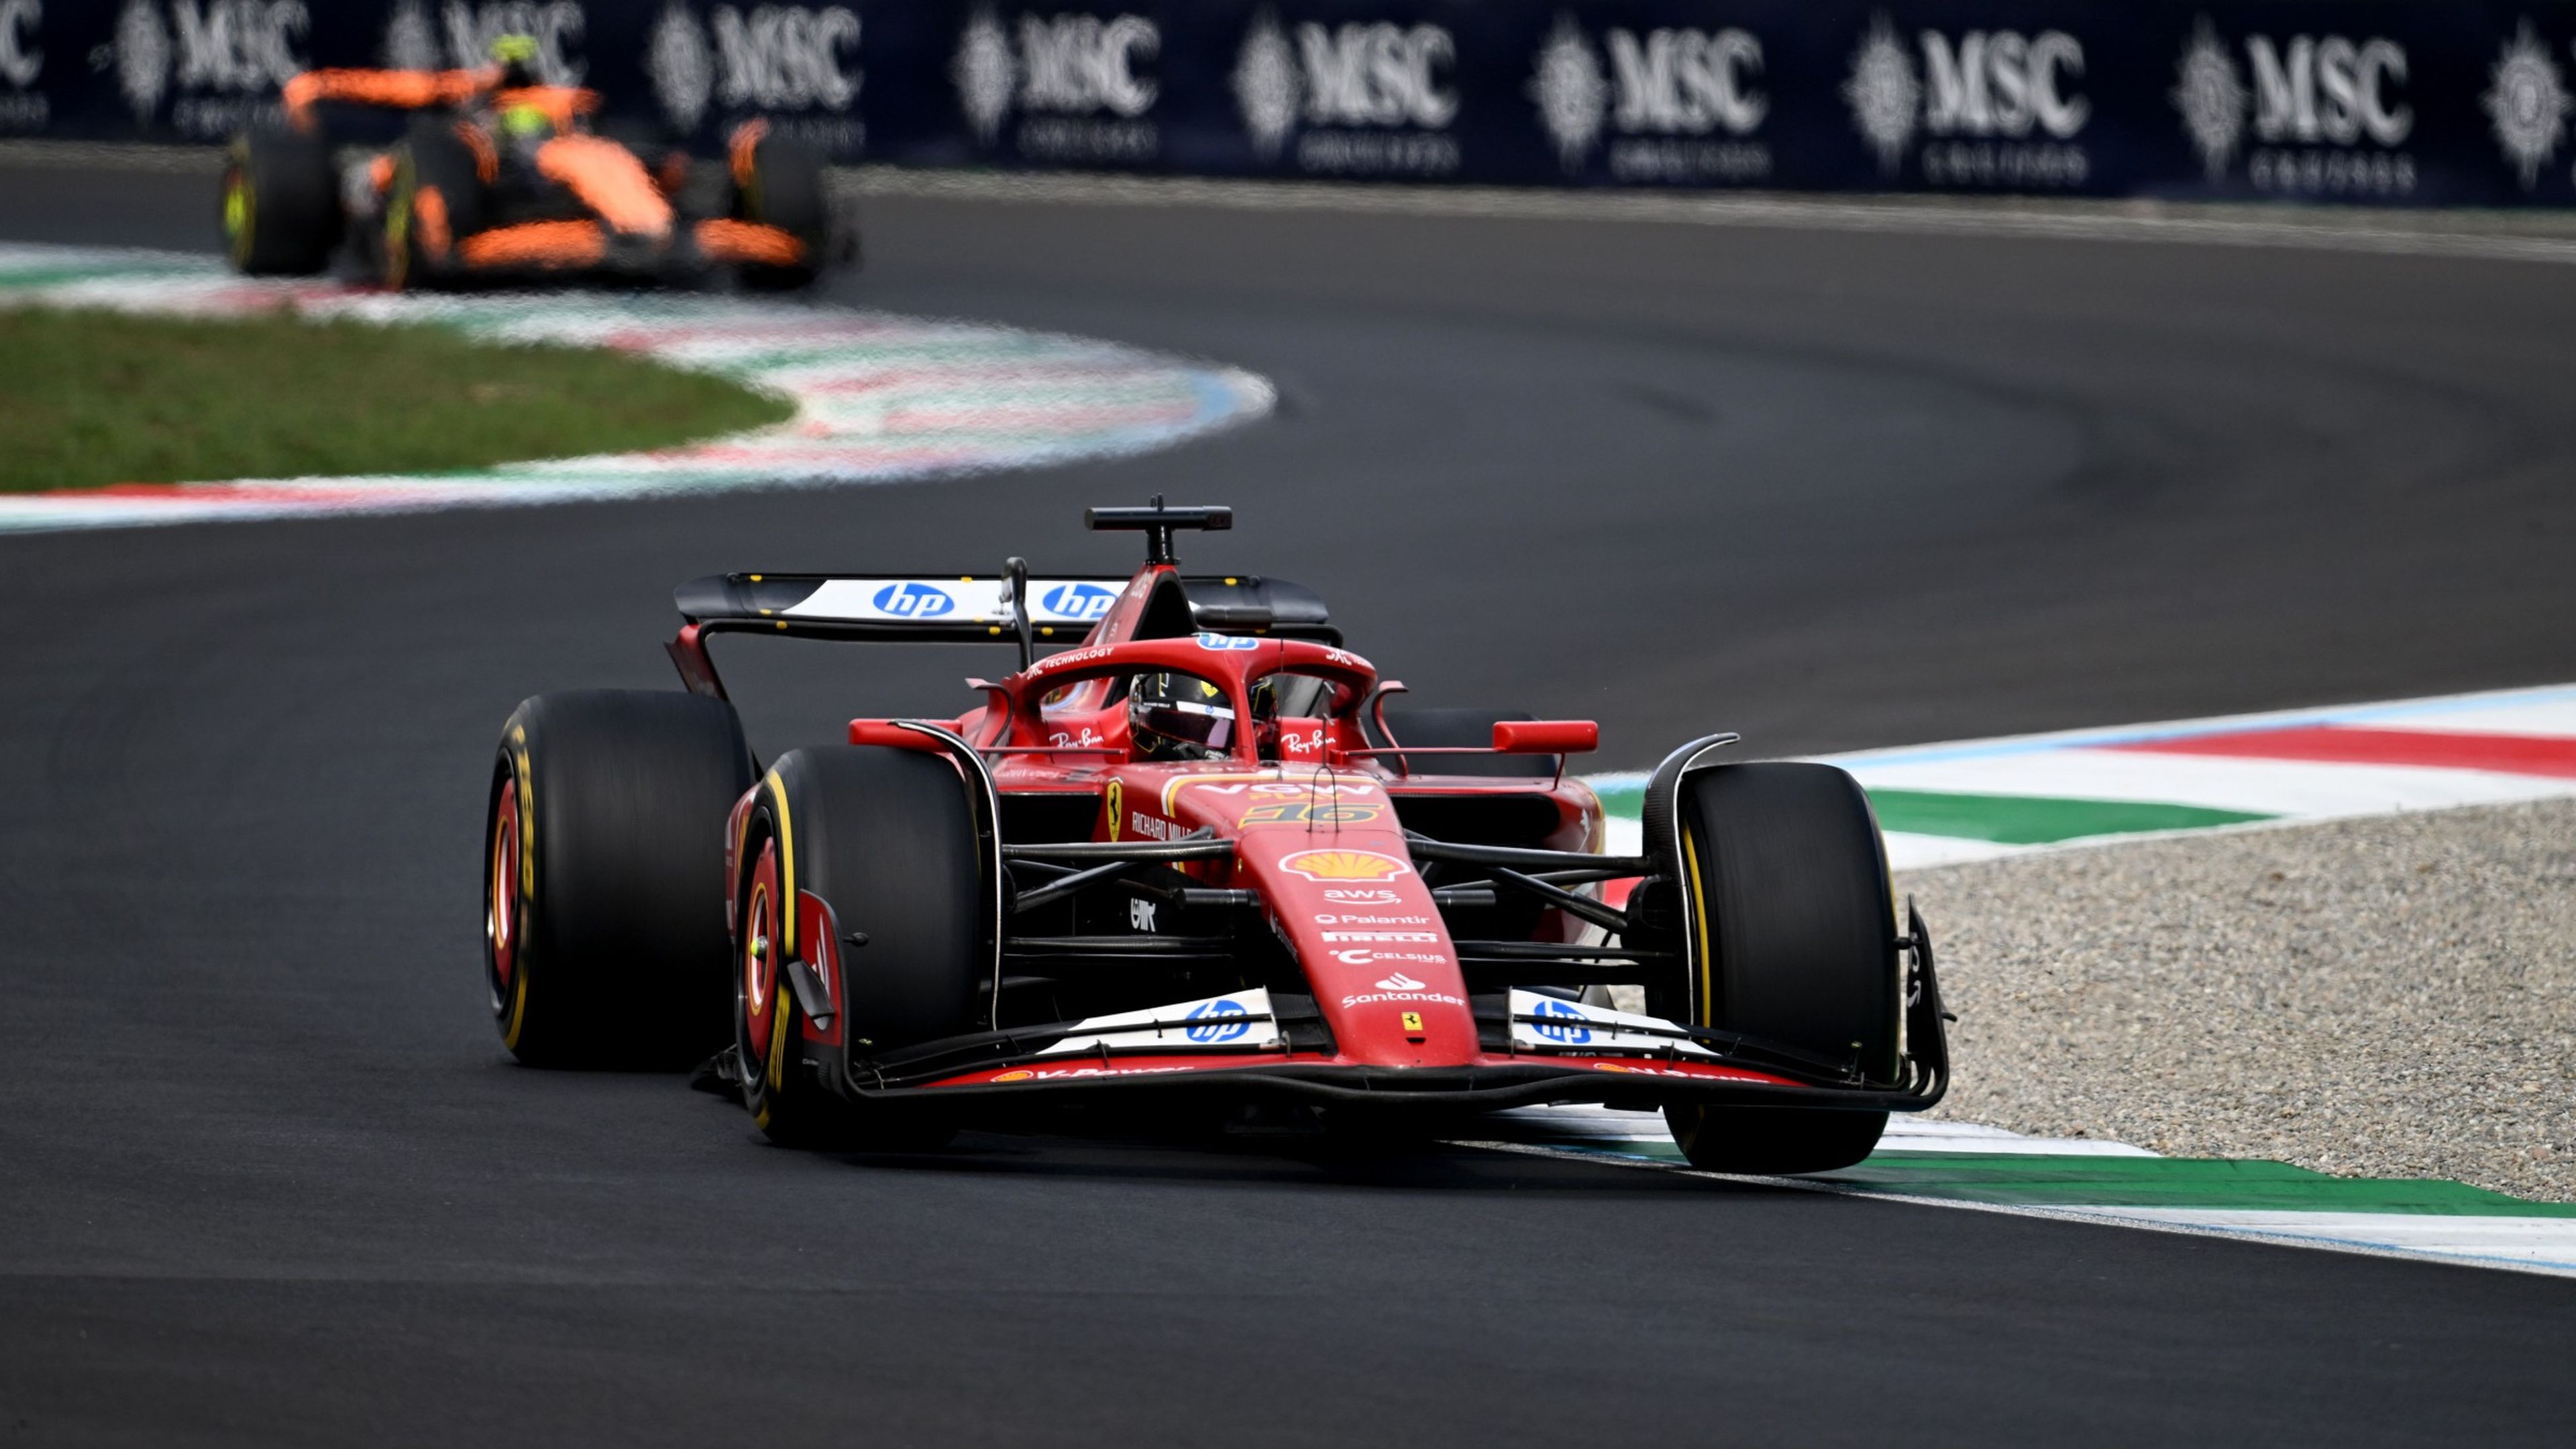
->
[806,561,1618,1091]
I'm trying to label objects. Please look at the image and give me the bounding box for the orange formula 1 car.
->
[219,38,835,290]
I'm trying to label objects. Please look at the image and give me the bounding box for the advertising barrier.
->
[14,1,2576,205]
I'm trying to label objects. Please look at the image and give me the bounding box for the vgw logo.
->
[111,0,307,131]
[873,582,957,619]
[1528,15,1766,182]
[1185,998,1251,1044]
[1232,9,1458,176]
[1039,582,1119,621]
[1844,15,2088,186]
[647,5,862,136]
[381,1,585,85]
[2171,17,2413,195]
[954,7,1159,162]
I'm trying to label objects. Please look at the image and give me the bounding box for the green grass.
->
[0,305,794,492]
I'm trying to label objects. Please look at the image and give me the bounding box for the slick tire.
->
[1662,762,1898,1175]
[735,746,983,1150]
[730,133,828,291]
[1373,707,1556,779]
[221,129,340,276]
[485,690,756,1069]
[383,119,489,290]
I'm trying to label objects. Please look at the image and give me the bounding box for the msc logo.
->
[1529,997,1594,1045]
[1185,998,1251,1044]
[873,581,957,618]
[1193,631,1260,651]
[1040,582,1120,621]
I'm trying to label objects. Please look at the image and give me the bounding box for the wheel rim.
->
[383,161,413,288]
[735,841,781,1092]
[221,168,251,265]
[486,776,519,996]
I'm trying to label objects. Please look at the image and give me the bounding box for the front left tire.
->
[484,690,755,1068]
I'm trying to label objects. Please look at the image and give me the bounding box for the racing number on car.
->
[1237,800,1385,826]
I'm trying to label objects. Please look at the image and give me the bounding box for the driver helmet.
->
[1128,672,1237,762]
[490,33,543,90]
[498,101,555,145]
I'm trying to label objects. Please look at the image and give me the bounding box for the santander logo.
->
[1375,971,1425,991]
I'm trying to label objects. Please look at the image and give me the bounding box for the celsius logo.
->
[873,581,956,618]
[1529,997,1594,1045]
[646,3,861,133]
[382,1,586,84]
[1185,998,1250,1044]
[1193,632,1260,651]
[1374,971,1424,991]
[1040,582,1119,621]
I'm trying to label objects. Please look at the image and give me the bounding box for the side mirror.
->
[1493,720,1599,754]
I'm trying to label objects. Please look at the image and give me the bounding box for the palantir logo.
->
[1040,582,1119,621]
[1185,998,1250,1044]
[1529,997,1593,1045]
[874,582,957,618]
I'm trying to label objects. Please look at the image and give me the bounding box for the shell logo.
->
[993,1069,1035,1083]
[1277,849,1409,883]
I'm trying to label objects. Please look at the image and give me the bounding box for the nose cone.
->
[1235,832,1477,1067]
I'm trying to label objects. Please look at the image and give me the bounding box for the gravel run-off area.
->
[1907,797,2576,1203]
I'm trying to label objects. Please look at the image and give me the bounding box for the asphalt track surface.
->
[4,163,2574,1445]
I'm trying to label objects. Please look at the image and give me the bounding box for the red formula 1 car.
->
[482,504,1948,1171]
[221,46,833,290]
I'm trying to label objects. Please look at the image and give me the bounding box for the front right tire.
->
[1660,761,1900,1175]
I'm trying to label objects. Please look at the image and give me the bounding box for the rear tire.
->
[221,129,339,276]
[1661,762,1898,1174]
[731,132,828,290]
[383,119,488,290]
[734,746,983,1149]
[484,690,755,1068]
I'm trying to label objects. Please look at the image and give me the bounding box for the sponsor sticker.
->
[1039,581,1120,621]
[1195,631,1261,651]
[872,580,957,618]
[1240,800,1385,827]
[1322,930,1440,943]
[1374,971,1424,991]
[1324,888,1400,905]
[1401,1011,1425,1032]
[1278,849,1408,883]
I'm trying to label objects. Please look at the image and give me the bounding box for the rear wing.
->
[673,572,1330,644]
